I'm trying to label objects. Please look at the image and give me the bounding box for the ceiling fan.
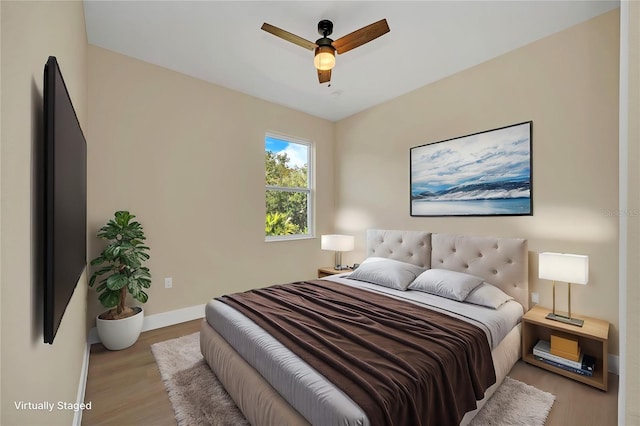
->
[261,19,390,85]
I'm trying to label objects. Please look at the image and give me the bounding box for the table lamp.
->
[321,234,354,270]
[538,252,589,327]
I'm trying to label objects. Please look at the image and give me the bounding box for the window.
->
[265,133,313,241]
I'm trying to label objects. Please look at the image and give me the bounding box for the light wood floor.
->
[82,319,618,426]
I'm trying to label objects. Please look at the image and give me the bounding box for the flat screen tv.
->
[43,56,87,344]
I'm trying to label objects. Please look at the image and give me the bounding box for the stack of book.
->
[533,340,595,377]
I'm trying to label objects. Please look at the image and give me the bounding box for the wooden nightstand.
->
[522,305,609,391]
[317,267,352,278]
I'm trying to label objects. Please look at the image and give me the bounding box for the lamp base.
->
[334,251,341,271]
[545,313,584,327]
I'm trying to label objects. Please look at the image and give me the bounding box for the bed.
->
[200,230,528,426]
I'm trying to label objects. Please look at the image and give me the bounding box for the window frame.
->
[264,132,314,242]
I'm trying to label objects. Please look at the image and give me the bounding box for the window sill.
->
[265,234,315,243]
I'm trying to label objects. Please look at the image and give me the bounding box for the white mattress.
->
[205,276,523,426]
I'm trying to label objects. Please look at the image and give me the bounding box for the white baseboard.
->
[141,304,206,333]
[73,341,91,426]
[87,304,206,345]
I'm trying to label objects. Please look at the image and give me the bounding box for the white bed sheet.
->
[205,277,523,426]
[329,273,523,349]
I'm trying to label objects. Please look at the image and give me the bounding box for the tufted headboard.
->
[366,230,528,310]
[366,229,432,268]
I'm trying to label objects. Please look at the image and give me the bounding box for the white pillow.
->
[348,257,426,291]
[464,282,514,309]
[408,268,484,301]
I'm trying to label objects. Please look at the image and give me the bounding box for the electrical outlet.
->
[165,277,173,289]
[531,292,539,304]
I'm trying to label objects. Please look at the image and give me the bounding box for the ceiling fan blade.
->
[332,19,390,55]
[318,68,331,84]
[261,23,317,51]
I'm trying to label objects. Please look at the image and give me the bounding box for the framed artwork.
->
[410,121,532,217]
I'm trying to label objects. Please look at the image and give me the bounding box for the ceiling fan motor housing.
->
[315,37,334,49]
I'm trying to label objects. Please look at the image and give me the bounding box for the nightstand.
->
[522,305,609,391]
[317,266,351,278]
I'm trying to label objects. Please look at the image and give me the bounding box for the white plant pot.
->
[96,307,144,350]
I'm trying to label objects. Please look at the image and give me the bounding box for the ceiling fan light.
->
[314,46,335,70]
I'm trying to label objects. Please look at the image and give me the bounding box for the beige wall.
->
[335,11,620,354]
[87,46,335,321]
[623,1,639,423]
[1,1,88,425]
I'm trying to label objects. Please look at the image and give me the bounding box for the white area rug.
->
[152,332,555,426]
[469,376,555,426]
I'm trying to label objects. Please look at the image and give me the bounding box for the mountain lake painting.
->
[410,122,532,216]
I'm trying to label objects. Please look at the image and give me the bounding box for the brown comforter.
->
[218,280,495,426]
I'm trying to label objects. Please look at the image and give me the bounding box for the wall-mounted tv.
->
[43,56,87,344]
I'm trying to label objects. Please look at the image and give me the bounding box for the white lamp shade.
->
[321,234,354,252]
[539,252,589,285]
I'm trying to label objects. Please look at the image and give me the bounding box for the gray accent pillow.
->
[465,282,514,309]
[348,257,426,291]
[408,268,484,301]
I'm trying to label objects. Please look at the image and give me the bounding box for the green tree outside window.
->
[265,136,311,238]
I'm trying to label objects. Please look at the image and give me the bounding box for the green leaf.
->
[90,256,105,266]
[106,274,128,291]
[135,276,151,286]
[99,290,120,308]
[136,252,150,261]
[92,265,116,277]
[118,252,138,269]
[103,244,118,261]
[115,211,133,227]
[135,290,148,304]
[89,266,115,286]
[128,282,140,299]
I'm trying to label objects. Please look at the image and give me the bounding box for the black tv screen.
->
[43,56,87,344]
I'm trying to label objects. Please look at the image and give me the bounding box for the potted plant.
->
[89,211,151,350]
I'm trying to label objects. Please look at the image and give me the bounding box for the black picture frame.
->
[410,121,532,217]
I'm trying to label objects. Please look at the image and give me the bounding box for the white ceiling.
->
[84,1,619,122]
